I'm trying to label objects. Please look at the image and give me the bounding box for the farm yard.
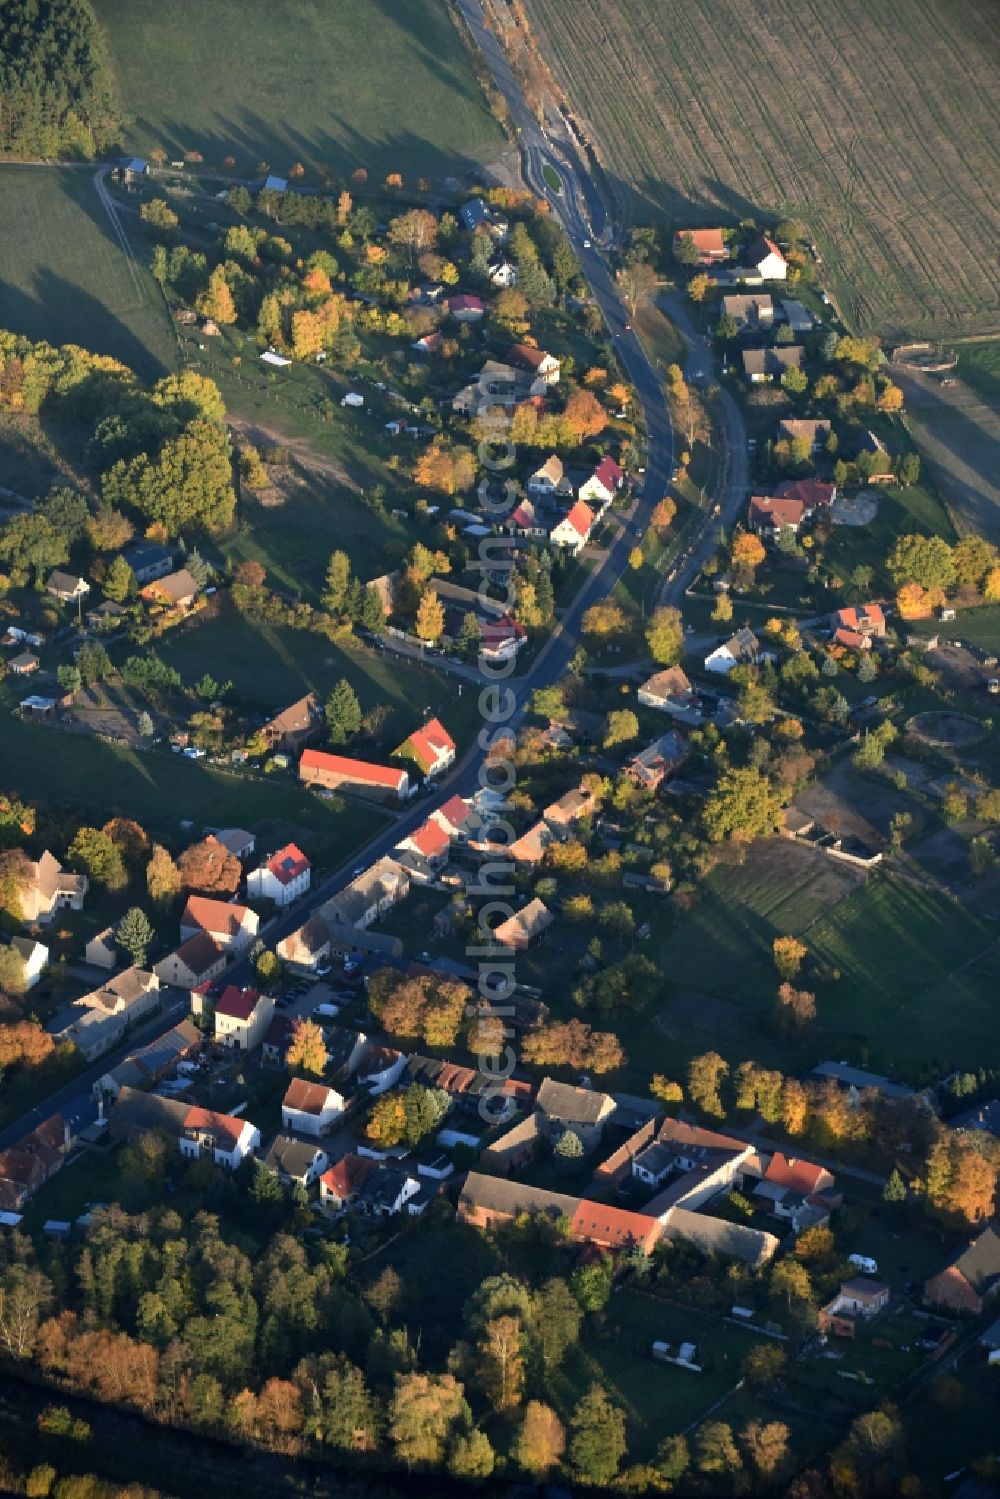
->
[0,168,175,379]
[91,0,504,182]
[525,0,1000,340]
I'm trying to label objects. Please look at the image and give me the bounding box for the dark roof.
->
[941,1226,1000,1296]
[536,1077,613,1126]
[263,1133,323,1179]
[460,1171,579,1220]
[109,1086,188,1141]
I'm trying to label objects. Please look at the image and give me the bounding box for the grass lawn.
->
[92,0,503,182]
[0,679,384,865]
[0,167,175,379]
[956,339,1000,408]
[152,608,481,750]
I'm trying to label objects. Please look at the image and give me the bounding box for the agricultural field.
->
[893,361,1000,538]
[0,168,175,378]
[525,0,1000,340]
[92,0,503,182]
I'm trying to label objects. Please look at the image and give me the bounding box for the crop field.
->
[93,0,503,182]
[0,168,175,378]
[525,0,1000,339]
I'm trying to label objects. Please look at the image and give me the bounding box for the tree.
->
[651,1074,683,1104]
[703,766,788,843]
[102,554,135,603]
[323,551,351,613]
[741,1419,791,1480]
[448,1428,495,1480]
[196,266,237,325]
[103,421,236,537]
[771,1258,813,1311]
[553,1129,585,1169]
[603,709,639,749]
[646,605,684,665]
[562,389,608,442]
[732,531,766,581]
[325,679,362,745]
[69,827,126,891]
[533,1278,582,1371]
[140,198,178,231]
[364,1265,402,1325]
[616,260,657,317]
[688,271,710,302]
[361,583,386,635]
[0,946,27,997]
[0,1022,54,1070]
[886,534,955,593]
[569,1384,627,1486]
[286,1018,327,1077]
[115,907,153,967]
[781,1078,808,1135]
[366,1093,407,1148]
[457,610,481,659]
[651,496,676,531]
[773,935,807,979]
[389,1372,470,1469]
[775,981,816,1033]
[415,588,445,642]
[695,1421,742,1483]
[177,838,241,895]
[514,1401,565,1474]
[742,1343,786,1387]
[713,591,734,623]
[882,1167,907,1206]
[476,1314,524,1410]
[687,1051,728,1118]
[146,844,180,907]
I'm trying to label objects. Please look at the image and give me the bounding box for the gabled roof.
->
[171,932,224,976]
[555,500,595,539]
[142,568,198,603]
[493,897,553,946]
[460,1170,579,1221]
[183,1106,251,1150]
[283,1077,337,1115]
[264,1133,324,1177]
[571,1200,662,1251]
[406,819,451,860]
[398,717,455,771]
[182,895,252,939]
[749,495,806,530]
[765,1151,832,1197]
[447,293,485,313]
[657,1118,746,1154]
[675,227,727,256]
[746,234,787,267]
[775,478,836,508]
[432,796,475,835]
[589,455,624,491]
[265,842,310,885]
[264,692,323,738]
[833,604,885,631]
[531,454,564,484]
[536,1077,614,1126]
[659,1206,780,1265]
[214,985,262,1022]
[321,1153,374,1199]
[300,748,406,790]
[936,1226,1000,1297]
[640,665,693,700]
[506,342,557,373]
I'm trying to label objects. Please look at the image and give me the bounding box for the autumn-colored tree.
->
[69,827,126,891]
[388,209,438,263]
[645,605,684,665]
[286,1019,328,1077]
[741,1419,791,1480]
[712,591,734,623]
[742,1343,786,1387]
[895,581,938,620]
[146,843,181,907]
[196,266,237,325]
[925,1134,997,1226]
[773,935,807,979]
[476,1315,524,1410]
[522,1019,623,1073]
[651,1075,683,1104]
[775,981,816,1033]
[770,1258,813,1311]
[687,1051,729,1118]
[514,1401,565,1474]
[581,602,628,638]
[616,260,657,316]
[562,389,608,442]
[731,531,766,580]
[364,1266,402,1324]
[651,496,676,531]
[336,190,352,224]
[688,272,710,302]
[388,1372,470,1469]
[177,837,241,895]
[0,1021,55,1070]
[878,382,904,412]
[415,588,445,642]
[366,1092,407,1147]
[781,1078,808,1135]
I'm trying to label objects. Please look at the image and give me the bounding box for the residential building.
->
[779,299,815,332]
[18,851,87,925]
[774,478,836,509]
[705,627,760,675]
[247,843,311,906]
[549,500,595,554]
[300,748,409,801]
[262,1134,329,1188]
[140,569,199,611]
[108,1087,191,1146]
[319,1153,375,1212]
[84,928,121,970]
[509,821,552,866]
[357,1043,407,1094]
[261,692,324,754]
[281,1078,345,1136]
[830,605,886,645]
[321,857,410,931]
[543,783,598,836]
[211,828,256,862]
[742,346,803,382]
[53,969,161,1062]
[395,717,456,777]
[745,235,788,279]
[430,795,477,841]
[446,293,486,322]
[396,817,451,867]
[578,456,624,509]
[748,495,808,535]
[45,570,90,603]
[9,652,39,676]
[630,1119,753,1213]
[505,343,561,385]
[503,498,546,538]
[122,542,174,584]
[180,1107,260,1170]
[925,1227,1000,1314]
[94,1019,201,1100]
[673,227,730,264]
[488,253,517,288]
[153,933,226,990]
[0,1115,68,1212]
[356,1164,421,1217]
[626,730,689,790]
[536,1077,616,1151]
[460,197,507,239]
[638,666,699,718]
[721,293,774,329]
[492,898,553,950]
[180,895,259,953]
[527,454,567,497]
[570,1200,664,1254]
[10,937,48,990]
[118,157,149,182]
[212,985,272,1050]
[819,1278,890,1337]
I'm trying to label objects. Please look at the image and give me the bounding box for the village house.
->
[321,857,410,932]
[778,418,832,451]
[122,541,174,584]
[300,748,410,801]
[180,1106,260,1170]
[118,157,149,183]
[211,828,256,862]
[357,1042,408,1094]
[626,730,689,790]
[830,604,886,650]
[319,1153,375,1213]
[502,499,547,539]
[536,1077,617,1151]
[674,227,730,264]
[636,667,703,720]
[492,897,553,950]
[722,293,774,329]
[527,454,571,499]
[508,820,552,866]
[10,937,48,990]
[262,1134,329,1188]
[18,851,87,925]
[86,599,129,633]
[748,494,808,536]
[247,842,311,906]
[140,568,200,612]
[430,795,478,842]
[180,895,259,953]
[281,1077,345,1136]
[355,1163,422,1218]
[9,651,39,676]
[705,626,760,675]
[779,299,815,333]
[774,477,836,509]
[460,197,508,239]
[213,986,274,1050]
[487,253,517,288]
[752,1151,841,1231]
[396,816,452,868]
[628,1119,754,1212]
[45,570,90,604]
[819,1278,890,1337]
[505,342,561,385]
[84,928,121,970]
[0,1115,68,1212]
[395,717,456,777]
[543,782,598,837]
[458,1174,663,1254]
[550,500,595,554]
[446,293,486,322]
[745,235,788,279]
[925,1227,1000,1315]
[153,932,226,991]
[742,346,804,383]
[261,692,324,754]
[578,456,624,510]
[93,1019,201,1101]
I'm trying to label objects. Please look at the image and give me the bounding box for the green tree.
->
[69,827,126,891]
[886,534,955,593]
[645,605,684,665]
[568,1385,627,1486]
[703,766,788,843]
[361,584,386,635]
[882,1167,906,1205]
[101,554,135,603]
[76,642,112,687]
[553,1129,584,1170]
[570,1258,613,1312]
[56,664,81,695]
[115,906,154,966]
[448,1428,495,1480]
[603,708,639,749]
[323,550,351,613]
[103,422,236,537]
[146,843,180,906]
[389,1372,471,1468]
[695,1421,742,1483]
[325,678,362,745]
[687,1051,729,1117]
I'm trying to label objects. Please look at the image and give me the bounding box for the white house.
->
[745,235,788,280]
[19,852,87,925]
[262,1134,329,1187]
[527,454,566,498]
[213,987,275,1051]
[549,500,595,555]
[356,1164,422,1217]
[505,343,561,385]
[180,1107,260,1170]
[281,1077,346,1136]
[10,937,48,990]
[488,254,517,288]
[357,1043,408,1094]
[705,627,760,676]
[578,456,624,510]
[247,843,311,907]
[180,895,259,953]
[395,717,456,778]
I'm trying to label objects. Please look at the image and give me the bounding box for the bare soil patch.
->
[908,711,986,748]
[830,490,879,527]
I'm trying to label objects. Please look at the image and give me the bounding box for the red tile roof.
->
[834,628,869,649]
[433,795,473,833]
[321,1153,374,1200]
[675,227,727,258]
[300,748,406,791]
[448,294,485,313]
[591,456,624,492]
[283,1077,336,1115]
[183,1107,249,1150]
[181,895,251,939]
[507,342,555,372]
[559,500,595,539]
[571,1201,662,1251]
[266,842,310,885]
[765,1152,833,1197]
[402,717,455,772]
[214,985,261,1022]
[835,604,885,631]
[774,478,835,508]
[749,495,806,530]
[408,819,451,859]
